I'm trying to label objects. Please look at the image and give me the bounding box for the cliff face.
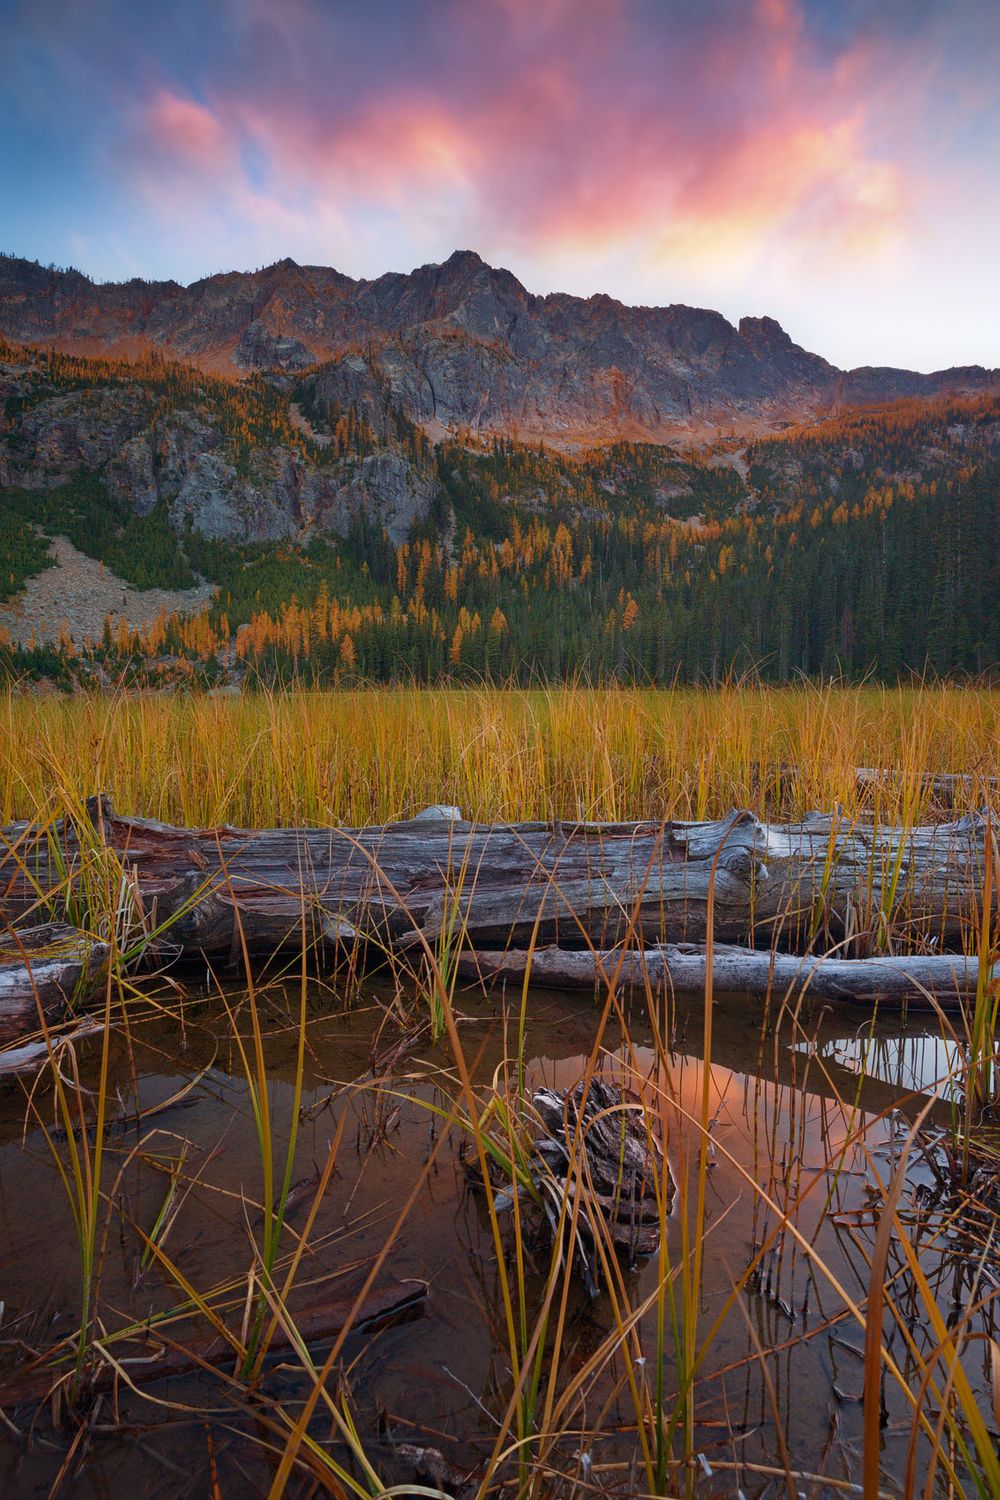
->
[0,352,436,546]
[3,251,996,442]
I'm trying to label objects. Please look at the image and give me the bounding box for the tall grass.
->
[965,821,1000,1129]
[218,892,310,1385]
[21,961,116,1398]
[0,681,996,828]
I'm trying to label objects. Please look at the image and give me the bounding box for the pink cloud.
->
[145,91,229,168]
[104,0,977,341]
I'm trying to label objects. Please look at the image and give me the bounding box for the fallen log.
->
[771,766,999,809]
[855,767,998,808]
[456,944,997,1009]
[0,1275,427,1410]
[0,798,993,961]
[0,923,110,1046]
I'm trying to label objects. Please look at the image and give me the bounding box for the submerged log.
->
[0,923,110,1046]
[532,1079,670,1289]
[456,944,998,1008]
[0,1020,106,1080]
[0,797,993,962]
[0,1275,427,1410]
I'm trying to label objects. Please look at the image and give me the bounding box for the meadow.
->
[2,681,998,828]
[0,682,997,1499]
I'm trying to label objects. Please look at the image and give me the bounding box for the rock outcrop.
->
[235,319,316,372]
[0,354,435,546]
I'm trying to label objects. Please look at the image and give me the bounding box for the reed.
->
[965,821,999,1129]
[215,887,311,1385]
[0,682,996,828]
[19,963,116,1398]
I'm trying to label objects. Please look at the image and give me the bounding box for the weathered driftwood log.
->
[0,923,110,1046]
[455,944,998,1009]
[0,797,992,961]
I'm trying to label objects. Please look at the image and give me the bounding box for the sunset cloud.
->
[1,0,997,368]
[145,92,229,169]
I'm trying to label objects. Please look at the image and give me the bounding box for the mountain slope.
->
[2,251,995,442]
[1,319,996,688]
[0,339,436,548]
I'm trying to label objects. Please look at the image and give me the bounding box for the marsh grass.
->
[1,682,997,827]
[19,962,117,1399]
[966,821,1000,1127]
[5,910,998,1495]
[1,682,998,1494]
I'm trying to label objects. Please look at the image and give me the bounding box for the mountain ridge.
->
[2,250,996,443]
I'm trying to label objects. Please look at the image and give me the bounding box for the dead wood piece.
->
[530,1079,670,1292]
[0,1276,427,1410]
[0,1019,106,1080]
[0,922,110,1046]
[457,944,997,1008]
[855,767,998,807]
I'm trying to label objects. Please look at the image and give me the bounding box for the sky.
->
[1,0,998,371]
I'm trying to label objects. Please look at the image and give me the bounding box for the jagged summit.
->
[441,248,487,268]
[0,250,995,441]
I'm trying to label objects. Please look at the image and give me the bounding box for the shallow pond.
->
[0,979,993,1497]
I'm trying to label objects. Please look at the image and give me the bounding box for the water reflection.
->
[800,1029,964,1103]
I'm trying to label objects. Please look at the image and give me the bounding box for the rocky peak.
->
[739,314,837,385]
[440,248,486,272]
[430,248,525,298]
